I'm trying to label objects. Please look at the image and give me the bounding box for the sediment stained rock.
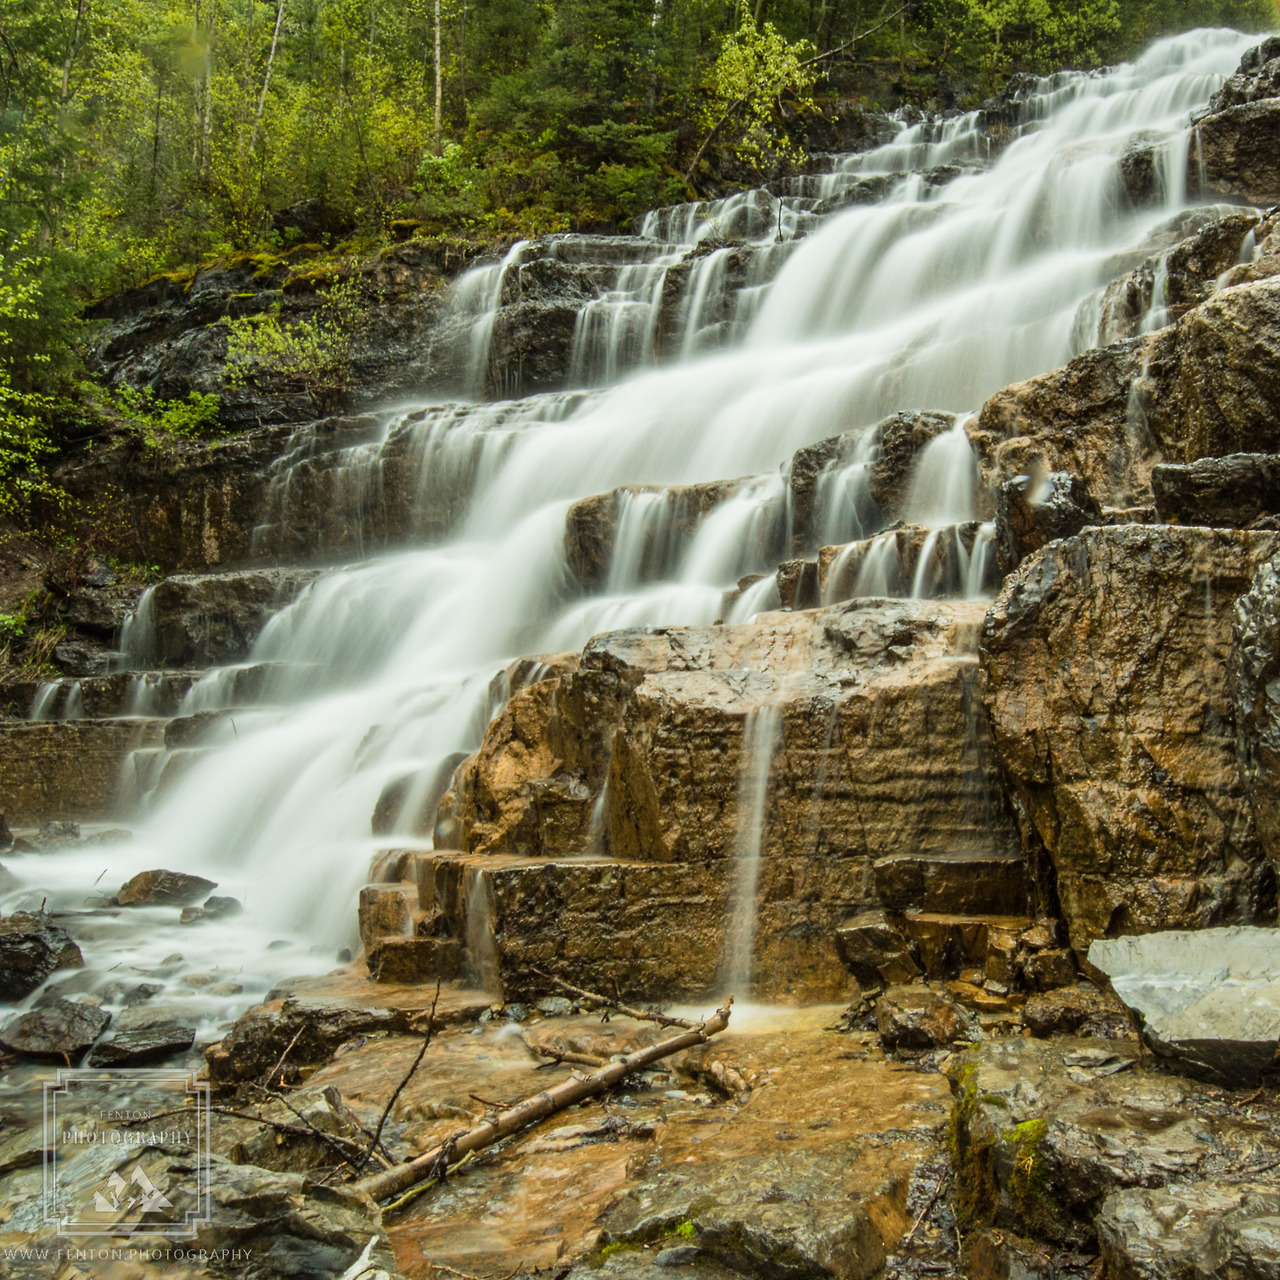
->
[981,525,1280,950]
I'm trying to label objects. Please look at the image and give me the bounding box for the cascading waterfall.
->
[1,30,1264,1020]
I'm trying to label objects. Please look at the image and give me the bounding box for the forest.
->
[0,0,1275,527]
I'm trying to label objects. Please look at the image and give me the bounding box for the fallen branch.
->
[263,1025,305,1089]
[356,997,734,1205]
[246,1082,376,1173]
[521,1036,609,1070]
[357,980,440,1174]
[531,969,701,1030]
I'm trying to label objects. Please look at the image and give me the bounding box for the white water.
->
[1,30,1264,1022]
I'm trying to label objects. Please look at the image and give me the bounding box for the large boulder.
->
[0,914,84,1001]
[980,526,1280,951]
[116,869,218,906]
[1089,926,1280,1086]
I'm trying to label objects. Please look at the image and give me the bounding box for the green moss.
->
[1001,1117,1065,1239]
[948,1061,1001,1232]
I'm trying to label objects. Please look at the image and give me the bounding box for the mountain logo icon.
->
[92,1165,173,1215]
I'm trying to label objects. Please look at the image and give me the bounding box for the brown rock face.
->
[437,600,1022,1000]
[981,525,1280,951]
[0,721,163,824]
[1197,100,1280,207]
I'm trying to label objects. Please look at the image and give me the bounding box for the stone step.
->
[872,850,1030,917]
[1,670,202,721]
[0,720,164,824]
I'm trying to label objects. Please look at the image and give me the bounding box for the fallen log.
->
[355,997,733,1205]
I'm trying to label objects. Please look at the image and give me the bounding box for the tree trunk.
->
[433,0,442,156]
[250,0,285,152]
[59,0,90,108]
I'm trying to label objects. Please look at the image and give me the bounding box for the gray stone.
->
[0,998,111,1059]
[87,1007,197,1066]
[0,913,84,1001]
[1097,1182,1280,1280]
[180,894,244,924]
[535,996,574,1017]
[601,1149,889,1280]
[653,1247,704,1267]
[1088,926,1280,1085]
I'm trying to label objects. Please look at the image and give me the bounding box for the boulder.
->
[867,411,957,518]
[179,894,244,924]
[1096,1183,1280,1280]
[1152,452,1280,527]
[946,1037,1272,1246]
[86,1007,197,1066]
[1197,98,1280,207]
[1231,549,1280,877]
[0,913,84,1001]
[994,472,1102,573]
[0,998,111,1059]
[835,911,922,987]
[1089,926,1280,1086]
[875,985,975,1049]
[981,526,1280,951]
[1021,985,1132,1039]
[117,869,218,906]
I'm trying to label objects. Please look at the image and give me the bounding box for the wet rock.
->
[0,814,11,849]
[1118,130,1174,207]
[146,568,319,665]
[995,472,1102,573]
[39,819,79,840]
[946,1037,1271,1246]
[1096,1182,1280,1280]
[117,868,218,906]
[179,894,244,924]
[205,996,417,1086]
[867,411,958,518]
[0,913,84,1000]
[875,985,975,1049]
[225,1084,367,1174]
[1206,36,1280,111]
[835,911,922,987]
[775,557,820,609]
[0,719,164,824]
[86,1006,197,1066]
[981,526,1280,951]
[1089,926,1280,1085]
[1152,452,1280,528]
[600,1149,891,1280]
[1021,984,1132,1039]
[564,478,753,590]
[1197,97,1280,207]
[367,936,462,983]
[871,852,1029,917]
[0,998,111,1059]
[438,599,1019,1001]
[818,521,998,602]
[535,996,574,1017]
[962,1229,1059,1280]
[1234,552,1280,887]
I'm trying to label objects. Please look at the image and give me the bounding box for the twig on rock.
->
[530,969,702,1030]
[357,997,734,1205]
[357,979,440,1174]
[262,1025,305,1089]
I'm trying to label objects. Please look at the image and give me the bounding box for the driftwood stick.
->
[358,980,440,1173]
[530,969,701,1030]
[262,1025,305,1088]
[356,997,733,1205]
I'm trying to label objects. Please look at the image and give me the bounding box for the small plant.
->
[112,386,223,450]
[674,1221,697,1240]
[222,272,362,410]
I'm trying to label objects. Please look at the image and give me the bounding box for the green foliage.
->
[111,386,224,449]
[223,274,362,409]
[674,1221,697,1240]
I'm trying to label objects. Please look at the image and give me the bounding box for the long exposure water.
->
[1,29,1263,1035]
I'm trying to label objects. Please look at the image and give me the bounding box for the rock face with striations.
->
[0,914,84,1001]
[1152,452,1280,527]
[981,525,1280,951]
[1195,37,1280,206]
[1231,549,1280,875]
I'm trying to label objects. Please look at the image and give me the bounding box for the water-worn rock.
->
[117,868,219,906]
[0,914,84,1001]
[875,985,975,1049]
[563,478,753,590]
[0,998,111,1059]
[1231,549,1280,876]
[947,1037,1280,1246]
[1089,926,1280,1085]
[1096,1182,1280,1280]
[437,599,1020,1001]
[143,568,318,666]
[1021,985,1132,1039]
[995,472,1102,573]
[817,521,998,602]
[0,719,163,823]
[981,526,1280,951]
[1152,452,1280,527]
[86,1006,197,1066]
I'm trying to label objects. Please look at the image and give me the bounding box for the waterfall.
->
[720,704,781,999]
[2,30,1262,1016]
